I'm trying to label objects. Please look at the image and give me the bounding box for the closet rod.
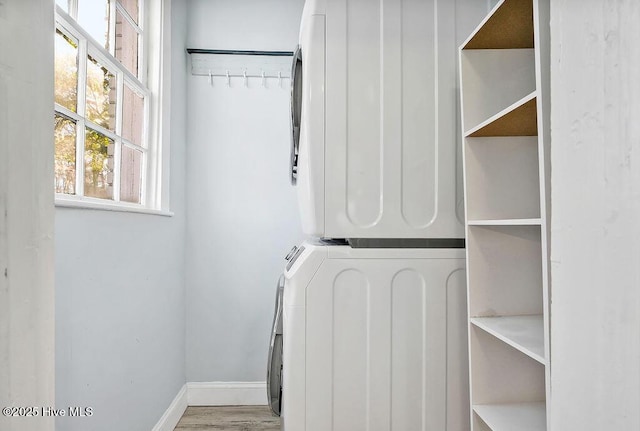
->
[186,49,294,57]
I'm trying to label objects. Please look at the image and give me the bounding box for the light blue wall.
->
[54,2,188,430]
[185,0,306,382]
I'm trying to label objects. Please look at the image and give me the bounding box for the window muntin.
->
[119,0,139,23]
[55,0,69,13]
[54,0,150,207]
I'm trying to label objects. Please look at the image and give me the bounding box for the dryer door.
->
[289,45,302,185]
[266,275,285,416]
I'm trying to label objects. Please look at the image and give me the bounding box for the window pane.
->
[55,29,78,112]
[56,0,69,13]
[118,0,139,24]
[54,115,77,194]
[77,0,111,49]
[120,146,142,204]
[122,85,144,147]
[115,10,139,76]
[86,55,116,131]
[84,127,114,200]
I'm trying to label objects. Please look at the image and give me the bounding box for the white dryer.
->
[280,241,469,431]
[290,0,487,239]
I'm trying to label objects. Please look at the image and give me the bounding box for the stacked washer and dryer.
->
[268,0,488,430]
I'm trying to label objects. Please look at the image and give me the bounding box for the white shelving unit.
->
[459,0,551,430]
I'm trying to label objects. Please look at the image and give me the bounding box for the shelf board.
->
[468,218,541,226]
[466,92,537,138]
[474,402,546,431]
[471,315,545,364]
[461,0,534,50]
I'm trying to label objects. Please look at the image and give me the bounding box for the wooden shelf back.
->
[463,0,534,50]
[469,96,538,137]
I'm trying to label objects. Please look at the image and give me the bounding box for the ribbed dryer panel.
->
[324,0,461,238]
[294,0,488,238]
[282,243,469,431]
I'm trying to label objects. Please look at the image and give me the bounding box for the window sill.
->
[55,195,174,217]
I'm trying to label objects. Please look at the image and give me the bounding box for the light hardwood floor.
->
[174,406,281,431]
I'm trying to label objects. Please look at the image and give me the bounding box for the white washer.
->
[290,0,486,239]
[281,241,469,431]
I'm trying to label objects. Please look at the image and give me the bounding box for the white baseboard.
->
[187,381,268,406]
[152,384,188,431]
[152,382,267,430]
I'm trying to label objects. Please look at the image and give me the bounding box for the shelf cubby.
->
[462,0,535,50]
[471,315,545,364]
[466,92,537,137]
[474,414,493,431]
[461,49,536,132]
[466,225,543,318]
[473,402,546,431]
[470,326,546,405]
[464,137,540,223]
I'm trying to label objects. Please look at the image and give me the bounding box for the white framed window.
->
[54,0,168,213]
